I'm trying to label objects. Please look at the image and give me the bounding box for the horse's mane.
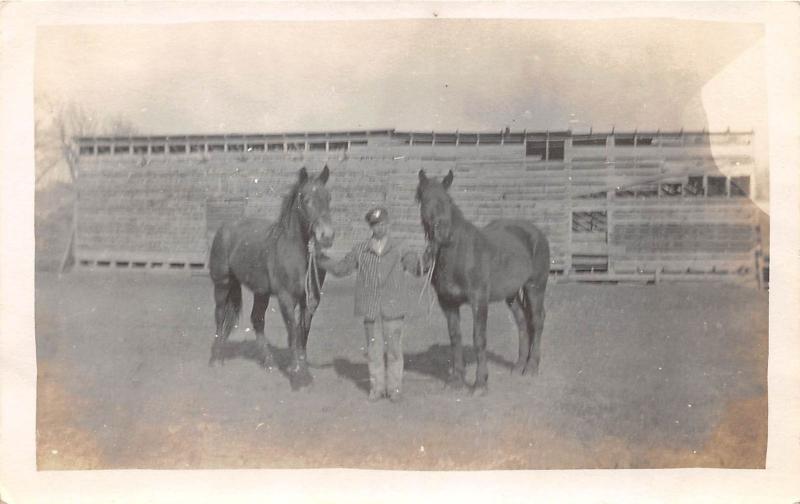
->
[276,177,305,232]
[418,181,466,223]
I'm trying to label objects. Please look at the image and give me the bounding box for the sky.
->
[35,19,766,132]
[34,17,768,174]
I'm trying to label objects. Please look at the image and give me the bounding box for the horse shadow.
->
[332,357,371,393]
[404,343,516,382]
[332,343,516,392]
[211,339,327,389]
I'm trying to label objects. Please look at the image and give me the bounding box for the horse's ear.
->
[442,169,454,190]
[416,170,428,203]
[297,166,309,184]
[318,164,330,185]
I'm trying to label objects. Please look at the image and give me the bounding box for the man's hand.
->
[401,251,421,276]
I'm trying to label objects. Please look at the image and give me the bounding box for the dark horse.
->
[208,165,334,388]
[416,169,550,395]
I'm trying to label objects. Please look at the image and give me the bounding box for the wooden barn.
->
[70,128,766,285]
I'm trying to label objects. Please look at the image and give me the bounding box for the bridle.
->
[298,186,329,309]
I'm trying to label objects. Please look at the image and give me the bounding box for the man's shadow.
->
[332,344,515,392]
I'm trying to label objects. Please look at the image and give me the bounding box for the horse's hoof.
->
[289,371,313,391]
[445,376,466,391]
[523,364,540,377]
[260,355,275,372]
[471,385,489,397]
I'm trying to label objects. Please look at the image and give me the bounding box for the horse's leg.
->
[251,293,274,370]
[471,291,490,395]
[441,302,465,389]
[523,282,546,376]
[210,276,241,366]
[294,297,314,383]
[506,294,530,376]
[276,292,310,389]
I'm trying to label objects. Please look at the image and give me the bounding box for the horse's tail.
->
[209,224,242,339]
[220,276,242,338]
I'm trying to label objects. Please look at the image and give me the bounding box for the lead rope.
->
[417,241,437,318]
[306,240,322,309]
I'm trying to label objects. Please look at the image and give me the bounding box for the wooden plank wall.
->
[74,151,761,283]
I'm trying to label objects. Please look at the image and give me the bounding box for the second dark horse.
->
[208,165,334,389]
[416,169,550,395]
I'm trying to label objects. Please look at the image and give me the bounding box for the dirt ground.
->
[35,271,767,470]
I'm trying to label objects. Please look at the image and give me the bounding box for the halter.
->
[295,186,327,309]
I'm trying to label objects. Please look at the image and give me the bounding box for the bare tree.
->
[104,113,139,138]
[35,96,139,187]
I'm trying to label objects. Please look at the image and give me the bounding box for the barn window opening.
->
[228,143,245,152]
[286,142,305,151]
[572,211,607,232]
[79,145,95,155]
[576,190,607,199]
[208,143,225,152]
[548,140,565,160]
[526,140,564,160]
[133,145,148,154]
[659,135,684,147]
[349,140,368,147]
[247,143,265,152]
[329,141,348,151]
[503,133,525,144]
[707,176,727,196]
[189,144,205,153]
[114,144,130,155]
[636,136,654,146]
[267,143,284,152]
[614,136,635,146]
[526,141,547,159]
[151,145,166,154]
[411,135,432,145]
[96,145,111,155]
[686,176,705,196]
[572,136,607,147]
[435,134,457,145]
[479,134,502,145]
[309,142,326,151]
[660,183,683,197]
[458,134,478,145]
[635,185,658,198]
[169,144,187,154]
[730,176,750,197]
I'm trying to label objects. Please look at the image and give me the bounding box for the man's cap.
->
[365,206,389,225]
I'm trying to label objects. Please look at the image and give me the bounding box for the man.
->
[317,207,423,403]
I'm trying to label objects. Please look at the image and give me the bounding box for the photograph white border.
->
[2,2,798,503]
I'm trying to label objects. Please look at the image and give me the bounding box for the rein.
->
[305,240,323,308]
[417,240,438,316]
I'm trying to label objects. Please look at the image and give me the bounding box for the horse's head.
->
[416,169,455,246]
[296,165,335,249]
